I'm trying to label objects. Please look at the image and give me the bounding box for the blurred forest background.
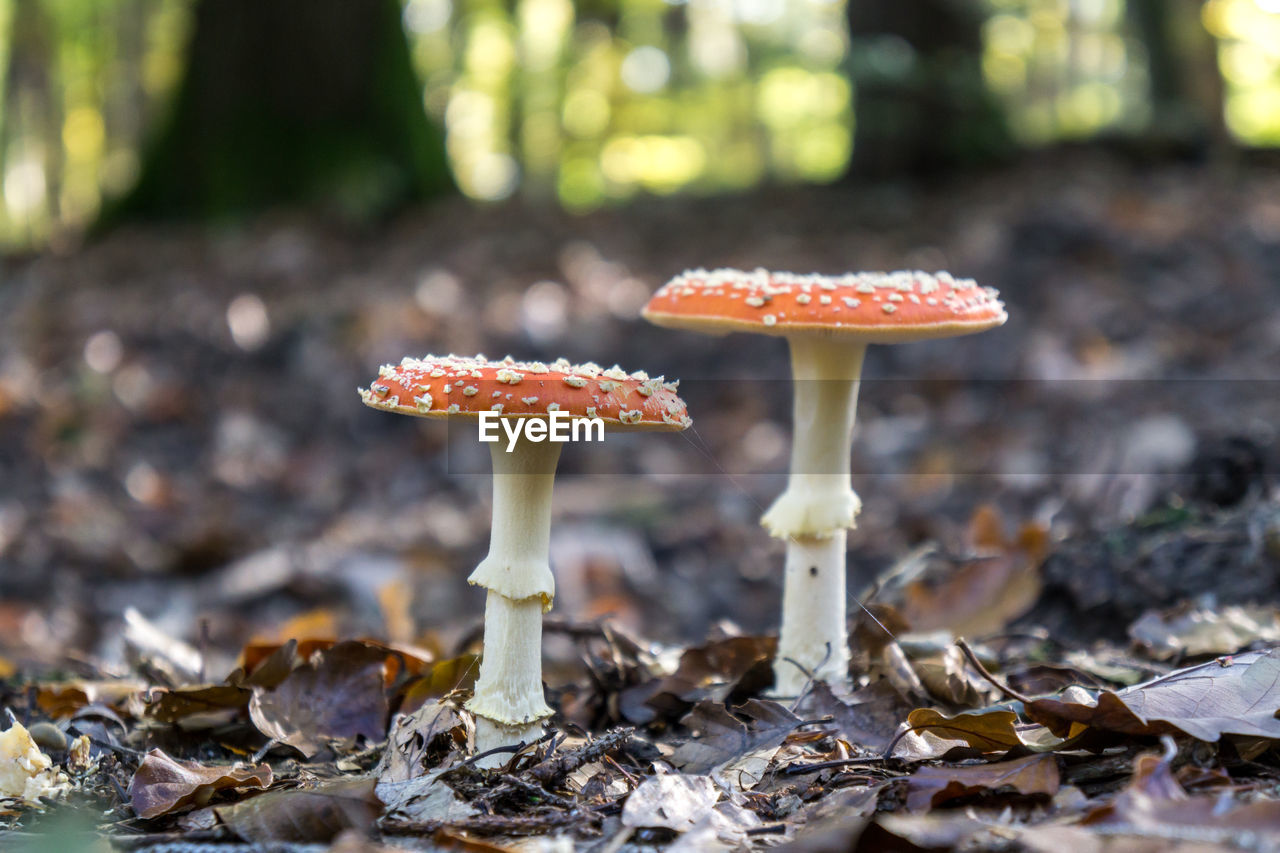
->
[1,0,1279,247]
[2,0,1280,670]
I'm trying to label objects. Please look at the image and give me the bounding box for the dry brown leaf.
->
[1129,604,1280,660]
[145,685,251,724]
[129,749,271,819]
[216,777,379,843]
[904,753,1060,811]
[1080,751,1280,845]
[898,506,1048,637]
[801,680,912,751]
[396,654,480,716]
[249,641,391,757]
[621,636,775,725]
[621,768,719,831]
[902,708,1024,753]
[668,699,800,775]
[1026,648,1280,741]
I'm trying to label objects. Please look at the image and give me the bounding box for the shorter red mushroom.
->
[361,354,691,759]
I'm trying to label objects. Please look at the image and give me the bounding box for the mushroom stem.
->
[465,436,561,762]
[762,336,866,538]
[764,336,867,696]
[775,532,849,695]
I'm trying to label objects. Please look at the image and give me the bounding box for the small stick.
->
[955,638,1032,705]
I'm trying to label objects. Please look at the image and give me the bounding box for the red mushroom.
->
[644,269,1006,695]
[361,355,691,758]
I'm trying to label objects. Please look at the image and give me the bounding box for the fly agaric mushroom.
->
[360,354,691,758]
[643,269,1006,695]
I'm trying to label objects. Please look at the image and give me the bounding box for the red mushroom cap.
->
[643,268,1007,343]
[359,354,692,430]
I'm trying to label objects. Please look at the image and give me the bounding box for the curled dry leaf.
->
[249,641,391,758]
[901,708,1024,754]
[216,777,380,843]
[145,685,251,724]
[669,699,800,776]
[378,702,469,790]
[1026,648,1280,741]
[621,767,720,832]
[1081,751,1280,846]
[800,680,912,752]
[903,753,1060,812]
[1129,604,1280,660]
[129,749,271,819]
[897,507,1049,637]
[621,636,776,725]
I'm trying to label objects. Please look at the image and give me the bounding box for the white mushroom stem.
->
[775,532,849,694]
[465,436,561,763]
[763,336,867,697]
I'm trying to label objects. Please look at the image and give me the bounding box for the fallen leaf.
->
[902,708,1024,753]
[216,777,379,843]
[897,508,1048,636]
[800,680,912,751]
[145,685,251,724]
[904,753,1060,811]
[1026,648,1280,741]
[396,654,480,716]
[249,641,391,757]
[1129,604,1280,660]
[34,680,146,719]
[622,636,775,725]
[1081,751,1280,846]
[669,699,800,775]
[377,767,479,824]
[621,767,719,832]
[378,702,469,788]
[129,750,271,819]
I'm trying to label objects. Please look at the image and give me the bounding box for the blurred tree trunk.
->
[107,0,452,225]
[1127,0,1229,158]
[843,0,1012,179]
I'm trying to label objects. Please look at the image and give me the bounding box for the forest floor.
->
[0,152,1279,851]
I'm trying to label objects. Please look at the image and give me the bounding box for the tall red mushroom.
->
[361,355,691,758]
[644,269,1006,695]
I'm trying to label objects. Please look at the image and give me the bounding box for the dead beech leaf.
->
[903,708,1024,753]
[129,750,271,819]
[216,777,379,843]
[1026,648,1280,741]
[145,685,251,724]
[623,636,775,725]
[801,680,912,751]
[904,753,1060,812]
[249,641,390,758]
[899,507,1047,637]
[1081,751,1280,844]
[378,702,469,789]
[396,654,480,716]
[1129,604,1280,660]
[621,768,719,831]
[239,638,432,689]
[669,699,800,775]
[35,680,146,719]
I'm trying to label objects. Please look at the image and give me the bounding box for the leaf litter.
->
[4,164,1280,849]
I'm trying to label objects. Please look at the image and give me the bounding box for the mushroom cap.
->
[359,354,692,430]
[643,268,1007,343]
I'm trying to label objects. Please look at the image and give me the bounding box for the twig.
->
[955,637,1032,705]
[494,773,576,809]
[454,730,557,771]
[523,727,635,787]
[781,757,902,776]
